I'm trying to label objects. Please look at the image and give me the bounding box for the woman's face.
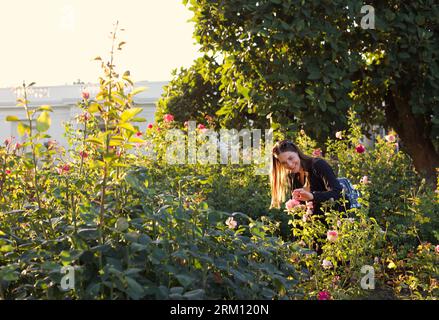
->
[276,151,301,173]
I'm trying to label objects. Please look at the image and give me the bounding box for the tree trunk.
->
[384,88,439,186]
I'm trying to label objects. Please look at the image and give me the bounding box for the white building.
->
[0,81,167,148]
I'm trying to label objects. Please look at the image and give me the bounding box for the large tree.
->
[166,0,439,182]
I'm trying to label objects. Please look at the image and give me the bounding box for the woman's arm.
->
[311,159,342,203]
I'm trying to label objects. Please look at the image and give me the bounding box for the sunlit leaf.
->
[121,108,143,122]
[129,87,146,97]
[119,123,136,132]
[6,116,20,121]
[86,137,103,145]
[38,105,53,112]
[88,103,101,113]
[36,111,51,132]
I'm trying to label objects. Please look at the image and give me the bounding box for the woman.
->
[270,140,343,217]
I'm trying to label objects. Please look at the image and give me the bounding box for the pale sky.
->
[0,0,201,87]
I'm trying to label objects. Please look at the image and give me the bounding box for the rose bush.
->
[0,30,437,300]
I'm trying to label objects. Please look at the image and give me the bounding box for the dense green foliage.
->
[157,0,439,180]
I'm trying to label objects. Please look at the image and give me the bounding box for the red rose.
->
[355,144,366,154]
[317,291,331,300]
[163,114,174,123]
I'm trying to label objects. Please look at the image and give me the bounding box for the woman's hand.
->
[292,188,314,201]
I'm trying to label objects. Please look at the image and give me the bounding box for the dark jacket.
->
[288,158,343,215]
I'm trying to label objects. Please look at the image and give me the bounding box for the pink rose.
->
[184,121,189,128]
[317,291,331,300]
[57,164,70,175]
[360,175,370,184]
[4,137,12,146]
[385,134,396,143]
[436,245,439,254]
[335,131,342,139]
[5,169,11,175]
[79,112,91,122]
[79,151,88,159]
[136,131,143,137]
[14,143,22,150]
[147,123,154,129]
[355,144,365,154]
[197,124,206,130]
[332,275,340,285]
[163,114,174,123]
[286,199,301,210]
[303,209,313,222]
[82,91,90,100]
[322,259,333,269]
[327,230,338,242]
[225,217,237,229]
[312,148,322,157]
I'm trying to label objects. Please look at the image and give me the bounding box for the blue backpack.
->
[337,177,361,209]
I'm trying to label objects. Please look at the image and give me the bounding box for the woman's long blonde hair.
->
[270,140,314,209]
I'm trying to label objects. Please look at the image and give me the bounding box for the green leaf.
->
[38,105,53,112]
[119,122,136,132]
[121,108,143,122]
[111,135,125,141]
[130,87,146,96]
[6,116,20,121]
[36,111,51,132]
[0,266,19,281]
[16,122,28,136]
[128,137,145,144]
[305,88,314,96]
[307,64,320,80]
[88,103,101,113]
[131,117,146,122]
[183,289,205,300]
[77,228,99,240]
[109,139,123,147]
[200,202,209,210]
[0,245,14,252]
[115,217,129,232]
[170,287,184,295]
[175,274,195,287]
[86,137,103,146]
[125,277,145,300]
